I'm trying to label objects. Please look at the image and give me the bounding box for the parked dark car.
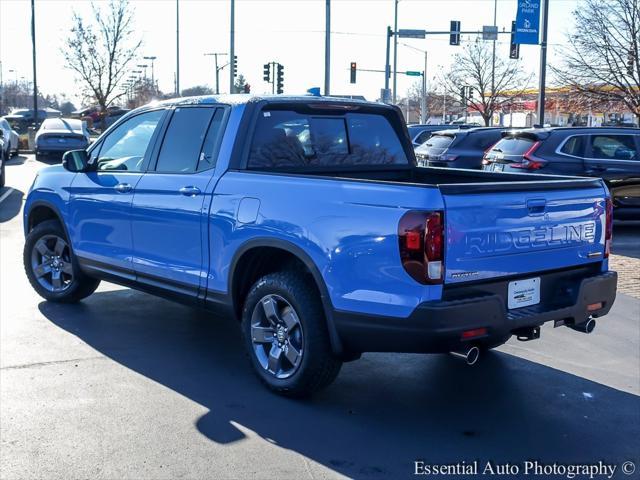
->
[415,127,508,169]
[407,124,476,148]
[482,127,640,219]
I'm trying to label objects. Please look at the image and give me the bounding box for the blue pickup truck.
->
[23,95,617,396]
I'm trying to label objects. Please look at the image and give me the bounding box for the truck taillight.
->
[605,197,613,258]
[398,211,444,284]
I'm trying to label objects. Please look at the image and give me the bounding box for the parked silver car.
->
[35,118,90,161]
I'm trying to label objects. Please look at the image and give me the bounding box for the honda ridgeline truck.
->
[23,95,617,396]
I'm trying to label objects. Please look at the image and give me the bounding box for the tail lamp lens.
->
[605,197,613,258]
[398,211,444,284]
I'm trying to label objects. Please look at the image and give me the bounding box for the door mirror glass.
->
[62,149,91,172]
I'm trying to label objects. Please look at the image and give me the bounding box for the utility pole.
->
[31,0,38,125]
[384,26,392,103]
[537,0,549,126]
[176,0,180,96]
[421,52,427,124]
[491,0,497,126]
[324,0,330,95]
[392,0,398,103]
[229,0,236,93]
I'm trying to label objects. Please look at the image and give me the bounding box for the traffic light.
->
[460,86,467,104]
[276,63,284,94]
[509,21,520,60]
[627,47,636,76]
[263,63,271,82]
[350,62,357,84]
[450,20,461,46]
[467,86,474,102]
[233,55,238,76]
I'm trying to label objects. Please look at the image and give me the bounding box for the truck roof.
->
[154,94,379,109]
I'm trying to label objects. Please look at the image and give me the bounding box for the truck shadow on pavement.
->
[0,187,24,223]
[39,289,640,479]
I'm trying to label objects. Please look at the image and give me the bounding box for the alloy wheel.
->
[250,294,304,379]
[30,234,74,292]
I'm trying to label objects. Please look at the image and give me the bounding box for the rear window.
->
[424,135,454,149]
[490,137,535,155]
[248,109,408,168]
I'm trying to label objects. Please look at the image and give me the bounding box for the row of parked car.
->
[409,124,640,220]
[0,115,90,187]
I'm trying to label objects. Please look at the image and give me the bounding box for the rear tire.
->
[24,220,100,303]
[241,270,342,397]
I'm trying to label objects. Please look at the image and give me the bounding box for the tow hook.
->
[567,317,596,334]
[514,326,541,342]
[450,346,480,366]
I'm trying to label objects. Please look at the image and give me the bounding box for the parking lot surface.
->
[1,155,639,479]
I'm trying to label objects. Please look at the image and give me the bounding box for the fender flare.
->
[229,237,344,355]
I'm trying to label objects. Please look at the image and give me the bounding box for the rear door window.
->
[588,135,638,160]
[560,135,587,156]
[248,109,408,167]
[155,107,217,173]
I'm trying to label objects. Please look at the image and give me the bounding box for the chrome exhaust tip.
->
[568,318,596,334]
[450,346,480,366]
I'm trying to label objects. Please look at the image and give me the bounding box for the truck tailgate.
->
[441,180,607,284]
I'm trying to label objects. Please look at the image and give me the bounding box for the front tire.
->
[24,220,100,302]
[241,270,342,397]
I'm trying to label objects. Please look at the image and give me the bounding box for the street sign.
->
[482,25,498,41]
[398,29,426,39]
[405,71,422,77]
[514,0,541,45]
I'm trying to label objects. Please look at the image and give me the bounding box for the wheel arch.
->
[229,237,344,355]
[26,201,71,243]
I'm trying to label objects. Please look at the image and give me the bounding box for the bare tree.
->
[553,0,640,124]
[441,41,531,126]
[63,0,141,126]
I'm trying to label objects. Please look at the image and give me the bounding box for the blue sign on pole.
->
[514,0,541,45]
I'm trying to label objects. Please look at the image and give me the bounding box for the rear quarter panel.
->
[207,171,444,317]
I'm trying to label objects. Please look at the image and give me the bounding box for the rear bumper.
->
[333,271,617,354]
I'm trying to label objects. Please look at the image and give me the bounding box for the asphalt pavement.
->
[1,155,639,479]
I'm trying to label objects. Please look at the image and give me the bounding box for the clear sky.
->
[1,0,578,107]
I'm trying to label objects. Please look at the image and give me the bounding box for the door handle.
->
[179,186,201,196]
[114,183,132,193]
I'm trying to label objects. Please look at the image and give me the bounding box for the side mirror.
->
[62,149,92,172]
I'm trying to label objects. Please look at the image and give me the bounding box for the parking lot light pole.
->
[31,0,38,126]
[325,0,330,96]
[229,0,235,93]
[143,56,157,87]
[176,0,180,96]
[392,0,398,104]
[537,0,550,126]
